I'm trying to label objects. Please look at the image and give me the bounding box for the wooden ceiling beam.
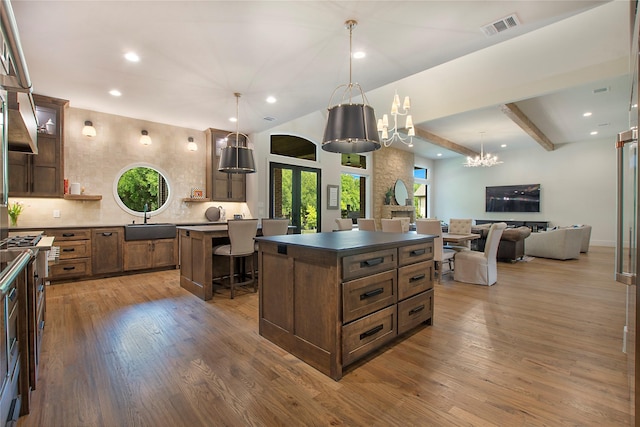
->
[500,103,555,151]
[412,126,479,158]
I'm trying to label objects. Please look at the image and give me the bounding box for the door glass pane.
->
[340,173,365,222]
[300,170,318,233]
[270,163,320,233]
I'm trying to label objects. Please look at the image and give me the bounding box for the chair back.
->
[357,218,376,231]
[381,218,403,233]
[416,218,444,261]
[335,218,353,231]
[227,219,259,255]
[261,218,289,236]
[449,218,472,234]
[484,222,507,259]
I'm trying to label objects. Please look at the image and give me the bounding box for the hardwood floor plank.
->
[18,247,632,426]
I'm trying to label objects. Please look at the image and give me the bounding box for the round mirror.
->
[394,179,409,205]
[113,163,171,216]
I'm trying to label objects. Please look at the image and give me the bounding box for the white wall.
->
[431,138,616,246]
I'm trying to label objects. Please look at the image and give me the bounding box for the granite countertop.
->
[255,230,434,253]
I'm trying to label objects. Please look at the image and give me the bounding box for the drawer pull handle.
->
[360,324,384,340]
[410,249,426,256]
[7,288,16,302]
[62,233,75,237]
[102,232,113,237]
[409,305,426,315]
[63,266,76,271]
[409,274,426,282]
[360,288,384,300]
[360,257,384,268]
[39,320,45,330]
[62,248,75,252]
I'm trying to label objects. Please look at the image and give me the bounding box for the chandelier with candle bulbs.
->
[464,132,503,167]
[377,91,415,147]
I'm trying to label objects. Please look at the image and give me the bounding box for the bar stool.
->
[212,219,258,299]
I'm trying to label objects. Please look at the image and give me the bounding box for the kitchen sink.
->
[124,223,176,241]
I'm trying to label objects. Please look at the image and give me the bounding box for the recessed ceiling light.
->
[353,51,366,59]
[109,89,122,97]
[229,117,237,123]
[501,144,507,148]
[583,112,592,117]
[124,52,140,62]
[266,96,277,104]
[436,153,442,157]
[590,131,598,135]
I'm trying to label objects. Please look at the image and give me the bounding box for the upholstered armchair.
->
[447,218,473,250]
[335,218,353,231]
[381,218,404,232]
[357,218,377,231]
[454,222,507,286]
[416,218,455,282]
[524,228,582,260]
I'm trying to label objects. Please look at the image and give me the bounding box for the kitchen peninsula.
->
[255,231,435,380]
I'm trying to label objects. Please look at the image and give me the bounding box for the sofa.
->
[472,224,531,262]
[523,227,583,260]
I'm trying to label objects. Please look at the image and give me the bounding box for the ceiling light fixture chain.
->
[464,131,503,167]
[377,90,415,147]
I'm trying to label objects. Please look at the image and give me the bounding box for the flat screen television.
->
[486,184,540,213]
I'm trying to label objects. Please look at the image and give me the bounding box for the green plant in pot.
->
[8,201,23,227]
[384,187,394,205]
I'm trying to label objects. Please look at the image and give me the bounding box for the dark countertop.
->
[255,230,434,253]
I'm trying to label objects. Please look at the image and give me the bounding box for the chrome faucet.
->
[143,203,149,224]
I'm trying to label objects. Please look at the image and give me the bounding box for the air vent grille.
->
[481,14,520,37]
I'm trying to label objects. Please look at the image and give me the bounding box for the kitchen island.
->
[255,231,435,380]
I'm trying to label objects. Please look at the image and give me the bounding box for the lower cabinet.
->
[92,228,124,275]
[124,238,177,271]
[47,229,92,281]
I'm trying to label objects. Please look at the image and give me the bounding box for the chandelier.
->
[218,92,256,174]
[377,91,415,147]
[464,133,503,167]
[321,20,381,154]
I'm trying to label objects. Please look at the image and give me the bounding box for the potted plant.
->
[384,187,394,205]
[8,201,23,227]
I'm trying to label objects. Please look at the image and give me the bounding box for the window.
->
[341,173,366,223]
[413,167,428,219]
[270,135,316,161]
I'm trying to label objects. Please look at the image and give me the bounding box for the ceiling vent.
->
[481,14,520,37]
[593,87,610,94]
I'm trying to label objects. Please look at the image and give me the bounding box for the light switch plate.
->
[53,209,60,218]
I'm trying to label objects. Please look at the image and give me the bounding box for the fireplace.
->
[381,205,415,223]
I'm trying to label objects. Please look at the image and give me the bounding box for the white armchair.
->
[524,228,582,260]
[454,222,507,286]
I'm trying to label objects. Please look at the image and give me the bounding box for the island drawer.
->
[398,289,434,335]
[398,242,433,266]
[397,260,434,301]
[342,248,397,281]
[342,305,397,366]
[57,240,90,260]
[343,270,396,324]
[50,259,91,279]
[47,229,92,241]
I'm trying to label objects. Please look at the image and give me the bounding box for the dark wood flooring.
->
[17,246,632,426]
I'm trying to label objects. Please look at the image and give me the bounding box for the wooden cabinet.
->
[124,238,177,271]
[92,228,124,275]
[205,128,246,202]
[47,229,92,280]
[258,232,434,380]
[8,94,67,197]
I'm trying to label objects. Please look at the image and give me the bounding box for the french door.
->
[269,162,321,233]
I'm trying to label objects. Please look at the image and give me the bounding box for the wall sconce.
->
[140,130,152,145]
[82,121,96,137]
[187,136,197,151]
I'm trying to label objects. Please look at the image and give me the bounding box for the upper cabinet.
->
[8,94,68,197]
[205,128,246,202]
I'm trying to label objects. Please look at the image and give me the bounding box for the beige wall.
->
[9,106,251,229]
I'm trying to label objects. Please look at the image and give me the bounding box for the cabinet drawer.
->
[343,270,396,324]
[398,241,433,266]
[57,240,90,259]
[398,260,434,301]
[342,305,397,366]
[398,289,434,335]
[50,259,91,279]
[342,248,397,281]
[47,229,92,241]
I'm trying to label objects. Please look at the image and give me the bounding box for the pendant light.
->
[218,92,256,174]
[321,20,381,154]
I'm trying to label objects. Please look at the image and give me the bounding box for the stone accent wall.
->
[372,147,415,229]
